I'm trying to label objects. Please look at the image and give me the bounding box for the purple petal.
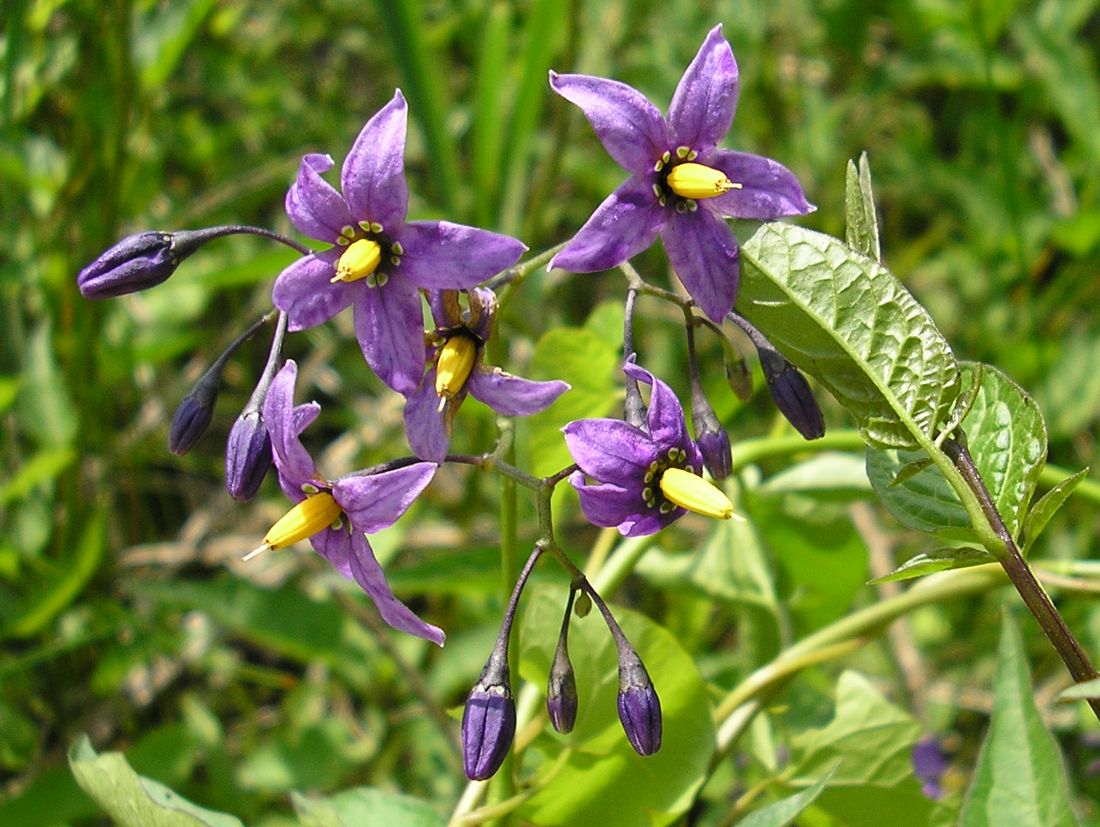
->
[272,250,356,331]
[311,528,354,579]
[468,367,569,415]
[549,71,668,177]
[570,473,670,537]
[285,153,354,243]
[667,25,739,151]
[333,462,437,534]
[549,177,667,273]
[403,370,451,462]
[563,418,658,483]
[394,222,526,289]
[706,149,815,219]
[661,209,739,322]
[352,279,428,396]
[263,361,318,489]
[347,531,445,645]
[622,362,691,449]
[341,90,409,229]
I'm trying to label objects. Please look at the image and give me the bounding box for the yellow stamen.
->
[658,467,734,520]
[666,162,742,200]
[331,238,382,283]
[435,334,477,400]
[252,492,342,556]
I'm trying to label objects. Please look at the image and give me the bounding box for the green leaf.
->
[18,319,77,447]
[738,223,960,450]
[1022,467,1089,553]
[0,446,75,507]
[1057,677,1100,701]
[868,547,994,584]
[959,613,1080,826]
[292,787,445,827]
[736,769,833,827]
[788,671,943,827]
[518,585,716,827]
[69,735,244,827]
[867,363,1047,542]
[845,152,881,261]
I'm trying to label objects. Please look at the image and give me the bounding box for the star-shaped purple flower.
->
[564,362,708,537]
[548,24,814,322]
[403,288,570,462]
[273,90,526,395]
[261,359,444,645]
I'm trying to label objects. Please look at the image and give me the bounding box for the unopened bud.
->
[77,229,218,299]
[691,388,732,481]
[225,409,272,501]
[169,372,220,455]
[758,348,825,440]
[724,353,753,402]
[547,595,579,734]
[573,591,592,618]
[616,648,662,756]
[461,648,516,780]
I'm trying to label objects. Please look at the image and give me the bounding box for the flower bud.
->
[461,648,516,780]
[724,353,753,402]
[225,409,272,501]
[758,348,825,440]
[912,735,948,800]
[77,229,218,299]
[573,591,592,618]
[169,371,220,455]
[547,602,579,734]
[691,388,732,481]
[617,648,662,756]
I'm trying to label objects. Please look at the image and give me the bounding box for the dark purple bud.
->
[169,371,220,455]
[77,229,218,299]
[547,590,579,734]
[691,389,732,481]
[911,735,948,800]
[616,648,661,756]
[758,347,825,440]
[461,647,516,780]
[225,409,272,501]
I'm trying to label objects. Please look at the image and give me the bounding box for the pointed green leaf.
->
[959,614,1079,827]
[1057,677,1100,702]
[69,736,244,827]
[867,364,1047,541]
[845,152,880,261]
[736,770,833,827]
[739,224,960,450]
[1022,467,1089,553]
[868,547,994,584]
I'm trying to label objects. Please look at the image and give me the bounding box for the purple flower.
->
[253,359,444,645]
[549,25,814,322]
[403,288,569,462]
[272,91,527,395]
[563,362,734,536]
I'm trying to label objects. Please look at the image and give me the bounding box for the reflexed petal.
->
[562,418,657,482]
[347,532,445,645]
[570,473,670,537]
[667,25,739,151]
[549,178,667,273]
[341,90,409,229]
[286,153,354,242]
[334,462,437,534]
[273,250,356,331]
[661,209,739,322]
[403,370,451,462]
[352,278,427,396]
[549,71,668,176]
[395,221,526,289]
[468,367,569,416]
[622,362,690,449]
[263,361,318,489]
[310,527,354,579]
[706,149,815,219]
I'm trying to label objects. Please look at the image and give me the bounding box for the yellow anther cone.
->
[332,238,382,283]
[666,163,741,200]
[435,335,477,399]
[658,467,734,520]
[258,492,342,553]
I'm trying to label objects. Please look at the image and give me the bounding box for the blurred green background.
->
[3,0,1100,824]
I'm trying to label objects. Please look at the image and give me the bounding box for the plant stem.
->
[943,437,1100,719]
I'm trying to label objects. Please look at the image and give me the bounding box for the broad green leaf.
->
[845,152,880,261]
[868,547,994,584]
[959,613,1079,826]
[1058,677,1100,701]
[1022,467,1089,553]
[237,719,366,794]
[69,736,244,827]
[867,364,1047,542]
[0,446,75,506]
[788,671,943,827]
[292,787,445,827]
[518,585,715,827]
[736,770,833,827]
[18,320,77,447]
[738,223,960,450]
